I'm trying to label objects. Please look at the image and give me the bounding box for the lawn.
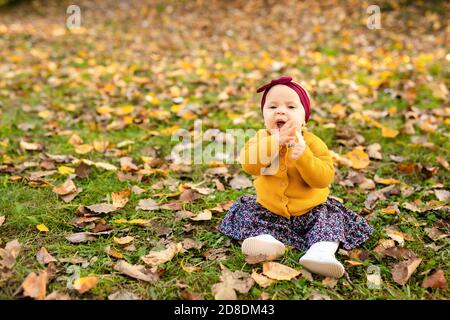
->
[0,0,448,300]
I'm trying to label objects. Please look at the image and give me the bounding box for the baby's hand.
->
[270,120,297,146]
[290,130,306,160]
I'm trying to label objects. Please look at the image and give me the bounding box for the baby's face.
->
[262,84,305,132]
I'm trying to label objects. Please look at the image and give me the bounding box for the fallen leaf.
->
[131,185,146,194]
[182,238,203,250]
[86,203,117,214]
[22,270,48,300]
[0,239,21,269]
[367,143,382,160]
[0,216,5,226]
[434,189,450,202]
[382,247,417,260]
[57,166,75,175]
[44,291,71,300]
[52,179,76,195]
[229,175,253,189]
[374,175,401,185]
[36,224,49,232]
[105,245,124,259]
[424,227,449,241]
[180,290,204,300]
[179,189,202,202]
[136,198,160,211]
[36,247,57,265]
[65,232,97,243]
[128,219,151,227]
[391,257,422,285]
[141,242,183,266]
[73,276,98,294]
[202,248,229,261]
[262,262,301,281]
[212,264,254,300]
[113,236,134,245]
[20,140,43,151]
[251,271,275,288]
[74,144,93,155]
[244,254,276,265]
[108,290,141,300]
[113,260,159,282]
[421,269,448,289]
[374,239,396,255]
[345,148,370,169]
[190,209,212,221]
[112,189,131,208]
[385,225,413,246]
[322,277,338,288]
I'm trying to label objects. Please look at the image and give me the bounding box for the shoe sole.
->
[299,256,345,278]
[241,237,285,258]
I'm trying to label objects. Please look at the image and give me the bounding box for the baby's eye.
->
[288,105,296,109]
[269,106,277,109]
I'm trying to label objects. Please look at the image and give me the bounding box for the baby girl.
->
[219,76,374,278]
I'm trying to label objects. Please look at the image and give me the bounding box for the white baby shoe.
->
[299,241,345,278]
[241,234,286,258]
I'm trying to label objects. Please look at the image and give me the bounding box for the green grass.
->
[0,0,449,300]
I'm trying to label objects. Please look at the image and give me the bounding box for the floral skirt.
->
[219,195,374,251]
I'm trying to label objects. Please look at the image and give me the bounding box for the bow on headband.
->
[256,76,311,123]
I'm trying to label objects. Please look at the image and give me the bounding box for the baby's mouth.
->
[276,120,286,129]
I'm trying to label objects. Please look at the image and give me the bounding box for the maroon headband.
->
[256,76,311,123]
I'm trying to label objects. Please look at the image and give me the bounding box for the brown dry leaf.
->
[382,247,417,260]
[131,185,146,194]
[262,262,301,281]
[86,203,117,215]
[22,270,48,300]
[180,290,204,300]
[52,179,77,195]
[44,291,71,300]
[112,189,131,208]
[141,242,183,266]
[73,276,98,294]
[391,257,422,285]
[212,264,254,300]
[367,143,382,160]
[202,248,229,261]
[60,188,82,203]
[160,200,183,211]
[120,157,138,171]
[113,236,134,245]
[308,291,331,300]
[0,216,5,226]
[322,277,338,288]
[65,232,97,243]
[179,189,202,202]
[105,245,124,259]
[136,198,160,211]
[245,254,276,265]
[385,226,414,246]
[436,156,449,171]
[20,140,43,151]
[210,200,234,213]
[108,290,141,300]
[36,247,57,265]
[68,134,83,145]
[374,239,396,255]
[113,260,159,283]
[190,209,212,221]
[421,269,448,289]
[229,175,253,189]
[95,162,118,171]
[251,270,275,288]
[0,239,21,269]
[434,189,450,202]
[182,238,203,250]
[175,210,195,220]
[424,227,449,241]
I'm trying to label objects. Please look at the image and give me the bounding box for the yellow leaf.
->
[68,134,83,145]
[381,207,397,214]
[58,166,75,175]
[345,149,370,169]
[38,110,53,119]
[113,218,128,224]
[72,276,98,294]
[36,224,49,232]
[381,126,399,138]
[113,236,134,245]
[94,162,117,171]
[374,175,400,185]
[93,140,109,153]
[262,262,301,281]
[96,106,113,114]
[161,125,180,136]
[128,219,151,227]
[74,144,93,154]
[115,105,134,115]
